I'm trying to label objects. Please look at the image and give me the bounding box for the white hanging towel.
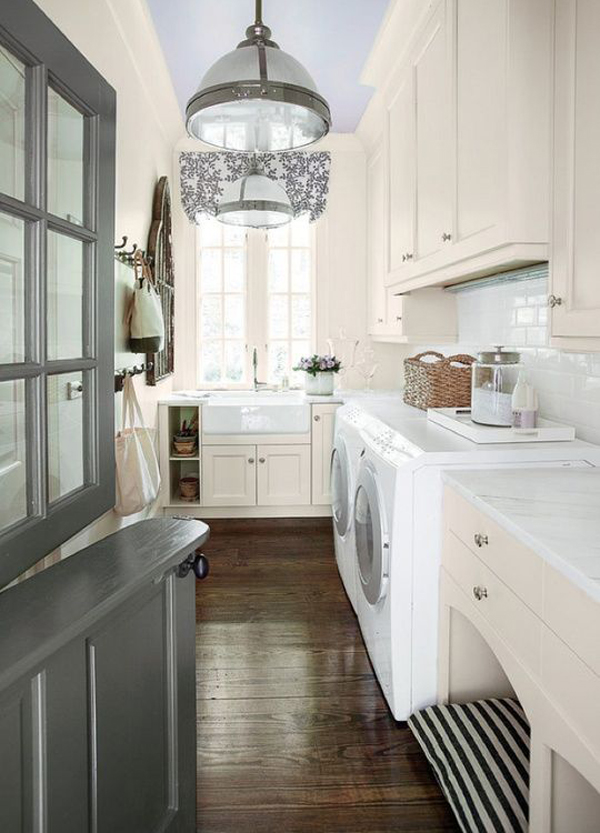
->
[128,251,164,353]
[114,376,161,516]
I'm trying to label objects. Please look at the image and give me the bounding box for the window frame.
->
[0,0,116,586]
[196,219,316,389]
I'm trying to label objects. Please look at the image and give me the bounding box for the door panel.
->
[551,0,600,338]
[202,444,256,506]
[311,404,338,505]
[455,0,506,244]
[414,4,451,260]
[257,444,311,506]
[387,72,415,272]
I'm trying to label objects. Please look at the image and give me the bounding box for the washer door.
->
[354,461,389,606]
[331,439,350,537]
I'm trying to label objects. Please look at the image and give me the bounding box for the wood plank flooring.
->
[196,518,459,832]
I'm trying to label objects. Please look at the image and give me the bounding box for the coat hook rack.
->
[114,236,153,268]
[114,362,154,393]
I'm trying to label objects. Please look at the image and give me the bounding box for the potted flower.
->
[294,354,342,396]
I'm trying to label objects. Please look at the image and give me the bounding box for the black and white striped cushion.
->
[408,698,530,833]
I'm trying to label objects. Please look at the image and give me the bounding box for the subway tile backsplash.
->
[420,273,600,445]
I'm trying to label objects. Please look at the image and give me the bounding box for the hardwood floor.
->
[196,518,459,833]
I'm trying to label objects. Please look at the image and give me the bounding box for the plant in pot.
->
[294,354,342,396]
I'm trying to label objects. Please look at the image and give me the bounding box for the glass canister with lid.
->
[471,346,523,426]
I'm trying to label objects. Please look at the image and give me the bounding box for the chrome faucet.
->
[252,347,268,391]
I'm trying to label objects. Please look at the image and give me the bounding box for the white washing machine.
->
[331,403,394,612]
[344,401,600,721]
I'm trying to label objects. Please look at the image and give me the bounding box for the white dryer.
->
[346,402,600,721]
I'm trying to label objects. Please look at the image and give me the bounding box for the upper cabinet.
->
[364,0,552,292]
[550,0,600,349]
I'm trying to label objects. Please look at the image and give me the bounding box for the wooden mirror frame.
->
[146,176,174,385]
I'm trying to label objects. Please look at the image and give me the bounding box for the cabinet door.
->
[311,405,339,505]
[551,0,600,340]
[453,0,506,248]
[367,142,388,334]
[257,445,311,506]
[387,71,415,272]
[413,1,452,261]
[202,445,256,506]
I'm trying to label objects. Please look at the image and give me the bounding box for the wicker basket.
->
[403,351,475,410]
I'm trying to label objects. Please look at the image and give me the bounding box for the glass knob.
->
[473,585,488,601]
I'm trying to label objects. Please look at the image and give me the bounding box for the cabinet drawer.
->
[443,529,542,674]
[544,566,600,676]
[444,486,543,615]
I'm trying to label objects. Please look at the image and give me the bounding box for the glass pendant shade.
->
[216,170,294,229]
[186,2,331,152]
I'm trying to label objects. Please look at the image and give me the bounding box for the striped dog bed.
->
[408,698,530,832]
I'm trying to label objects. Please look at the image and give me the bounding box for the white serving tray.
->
[427,408,576,443]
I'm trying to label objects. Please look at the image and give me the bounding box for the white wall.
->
[415,273,600,445]
[29,0,186,565]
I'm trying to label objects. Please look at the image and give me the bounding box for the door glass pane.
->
[48,372,84,503]
[47,231,84,360]
[355,486,374,585]
[47,87,84,224]
[0,46,26,201]
[0,379,27,532]
[0,212,25,363]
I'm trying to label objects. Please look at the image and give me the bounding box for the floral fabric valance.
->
[179,150,331,224]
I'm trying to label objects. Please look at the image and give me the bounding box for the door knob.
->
[548,294,563,308]
[177,551,210,580]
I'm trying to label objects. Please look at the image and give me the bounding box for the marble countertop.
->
[443,467,600,603]
[159,389,402,406]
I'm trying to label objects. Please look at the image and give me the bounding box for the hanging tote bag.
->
[114,376,161,516]
[128,251,165,353]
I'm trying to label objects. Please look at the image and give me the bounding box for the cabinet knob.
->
[248,457,255,464]
[313,414,321,422]
[548,294,563,308]
[405,252,413,260]
[472,585,488,601]
[259,457,266,464]
[377,317,384,323]
[395,316,402,322]
[474,533,489,548]
[442,232,452,242]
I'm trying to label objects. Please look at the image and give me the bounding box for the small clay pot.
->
[173,433,198,456]
[179,476,199,501]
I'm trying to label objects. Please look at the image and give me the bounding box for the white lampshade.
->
[185,2,331,152]
[216,170,294,229]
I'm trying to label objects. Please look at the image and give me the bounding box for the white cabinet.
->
[367,141,387,336]
[202,445,256,507]
[550,0,600,349]
[387,72,414,274]
[412,2,451,263]
[311,404,338,505]
[257,445,311,507]
[378,0,550,291]
[371,288,457,345]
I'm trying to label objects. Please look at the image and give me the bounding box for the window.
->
[197,215,315,387]
[0,3,116,585]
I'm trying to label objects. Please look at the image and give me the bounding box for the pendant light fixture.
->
[216,162,294,229]
[186,0,331,152]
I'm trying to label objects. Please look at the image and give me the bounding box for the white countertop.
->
[159,389,403,406]
[443,467,600,603]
